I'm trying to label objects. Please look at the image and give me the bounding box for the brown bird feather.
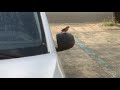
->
[61,26,70,33]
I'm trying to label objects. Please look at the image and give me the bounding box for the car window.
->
[0,12,48,60]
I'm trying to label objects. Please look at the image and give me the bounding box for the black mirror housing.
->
[56,32,75,52]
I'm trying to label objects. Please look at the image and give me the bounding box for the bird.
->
[61,26,70,33]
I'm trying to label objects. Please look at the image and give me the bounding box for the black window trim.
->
[37,12,48,53]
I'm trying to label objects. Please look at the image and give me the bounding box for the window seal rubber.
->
[37,12,48,53]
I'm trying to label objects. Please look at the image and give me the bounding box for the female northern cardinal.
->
[61,26,70,33]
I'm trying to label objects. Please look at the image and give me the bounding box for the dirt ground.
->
[50,23,120,78]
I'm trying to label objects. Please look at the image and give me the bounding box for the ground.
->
[50,23,120,78]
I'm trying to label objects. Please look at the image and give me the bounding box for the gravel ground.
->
[50,23,120,78]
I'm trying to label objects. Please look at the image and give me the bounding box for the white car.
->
[0,12,75,78]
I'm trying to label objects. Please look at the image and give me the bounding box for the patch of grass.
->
[101,17,119,27]
[102,21,116,26]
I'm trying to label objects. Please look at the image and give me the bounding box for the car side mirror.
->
[56,32,75,52]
